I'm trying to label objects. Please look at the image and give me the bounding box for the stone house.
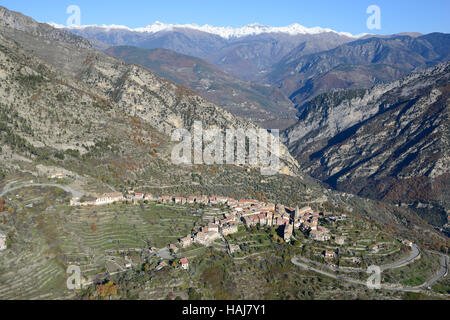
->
[169,243,179,253]
[180,258,189,270]
[221,224,238,236]
[179,236,193,248]
[310,230,331,242]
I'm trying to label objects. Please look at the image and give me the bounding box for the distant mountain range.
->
[105,46,296,129]
[1,5,449,236]
[49,21,365,39]
[59,21,450,112]
[0,5,299,177]
[57,22,356,82]
[267,33,450,108]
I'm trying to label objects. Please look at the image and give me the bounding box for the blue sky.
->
[1,0,449,35]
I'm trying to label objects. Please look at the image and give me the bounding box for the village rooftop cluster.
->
[70,192,347,256]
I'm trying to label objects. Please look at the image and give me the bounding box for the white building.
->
[207,223,219,233]
[180,258,189,270]
[134,193,145,200]
[50,173,65,179]
[95,193,123,205]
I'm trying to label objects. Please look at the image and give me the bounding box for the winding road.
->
[291,245,448,292]
[1,182,446,294]
[380,244,421,271]
[293,244,420,276]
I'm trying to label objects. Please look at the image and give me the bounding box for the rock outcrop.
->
[283,63,450,226]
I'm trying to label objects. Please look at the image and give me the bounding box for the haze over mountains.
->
[62,21,450,116]
[267,33,450,108]
[61,22,357,82]
[51,21,363,39]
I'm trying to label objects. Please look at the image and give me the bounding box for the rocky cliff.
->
[105,46,296,129]
[283,63,450,226]
[0,6,299,176]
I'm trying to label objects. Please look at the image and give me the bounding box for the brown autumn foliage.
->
[96,281,119,298]
[130,116,141,127]
[149,149,158,158]
[0,198,6,212]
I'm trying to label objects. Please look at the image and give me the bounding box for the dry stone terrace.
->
[0,183,444,299]
[69,191,346,252]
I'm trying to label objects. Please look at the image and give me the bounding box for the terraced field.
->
[60,204,201,251]
[0,236,70,300]
[0,186,201,300]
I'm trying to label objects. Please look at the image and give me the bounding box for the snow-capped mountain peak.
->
[47,21,365,39]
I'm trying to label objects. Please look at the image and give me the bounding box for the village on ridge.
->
[69,191,348,269]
